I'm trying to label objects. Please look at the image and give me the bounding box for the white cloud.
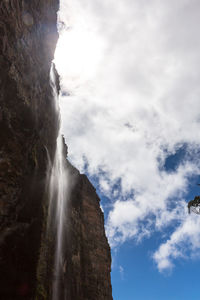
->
[153,215,200,272]
[55,0,200,272]
[106,162,199,247]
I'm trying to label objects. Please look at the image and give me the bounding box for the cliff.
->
[66,170,112,300]
[0,1,112,299]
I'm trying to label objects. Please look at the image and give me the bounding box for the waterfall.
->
[48,63,69,300]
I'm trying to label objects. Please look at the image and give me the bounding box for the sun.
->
[54,26,104,88]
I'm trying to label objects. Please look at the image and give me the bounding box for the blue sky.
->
[111,236,200,300]
[55,0,200,298]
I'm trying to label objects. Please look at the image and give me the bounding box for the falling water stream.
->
[48,64,69,300]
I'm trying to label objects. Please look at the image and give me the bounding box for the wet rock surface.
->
[0,1,112,299]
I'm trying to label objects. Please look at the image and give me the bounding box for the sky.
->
[55,0,200,299]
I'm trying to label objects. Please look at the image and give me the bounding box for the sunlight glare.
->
[55,26,104,90]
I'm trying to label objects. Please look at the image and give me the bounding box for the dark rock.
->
[0,0,59,298]
[65,168,113,300]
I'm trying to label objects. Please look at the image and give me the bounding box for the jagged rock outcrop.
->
[0,1,112,299]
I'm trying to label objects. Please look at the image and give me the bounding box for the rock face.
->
[0,0,59,298]
[0,1,112,300]
[65,170,113,300]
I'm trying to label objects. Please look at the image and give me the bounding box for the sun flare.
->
[55,26,104,89]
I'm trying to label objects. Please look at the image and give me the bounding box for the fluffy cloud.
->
[153,215,200,272]
[55,0,200,272]
[106,162,199,247]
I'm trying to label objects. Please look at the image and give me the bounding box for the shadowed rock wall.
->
[65,166,113,300]
[0,1,112,299]
[0,0,59,298]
